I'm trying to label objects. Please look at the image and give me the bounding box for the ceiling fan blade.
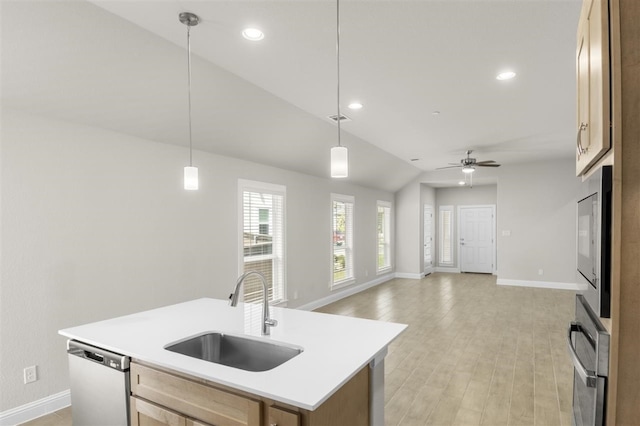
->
[448,162,461,166]
[436,165,462,170]
[477,163,501,167]
[475,160,496,165]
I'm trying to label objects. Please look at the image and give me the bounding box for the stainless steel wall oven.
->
[568,295,610,426]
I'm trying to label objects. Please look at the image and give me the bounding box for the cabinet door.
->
[576,12,590,169]
[131,362,261,426]
[131,396,187,426]
[268,406,300,426]
[576,0,611,175]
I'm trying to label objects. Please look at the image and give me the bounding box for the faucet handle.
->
[265,318,278,327]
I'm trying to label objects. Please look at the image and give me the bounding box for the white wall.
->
[394,179,421,277]
[396,159,581,287]
[435,185,497,269]
[496,159,581,284]
[0,111,394,411]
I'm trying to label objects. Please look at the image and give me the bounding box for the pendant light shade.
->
[180,12,199,191]
[184,166,199,190]
[330,0,349,179]
[331,146,349,178]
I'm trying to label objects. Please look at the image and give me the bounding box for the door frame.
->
[457,204,496,274]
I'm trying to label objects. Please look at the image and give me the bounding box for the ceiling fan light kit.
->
[436,150,501,185]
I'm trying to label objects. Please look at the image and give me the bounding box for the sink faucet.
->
[229,271,278,335]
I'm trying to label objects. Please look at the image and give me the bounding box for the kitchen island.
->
[59,298,406,426]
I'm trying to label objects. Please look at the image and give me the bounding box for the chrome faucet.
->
[229,271,278,335]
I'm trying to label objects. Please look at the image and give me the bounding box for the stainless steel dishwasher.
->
[67,340,130,425]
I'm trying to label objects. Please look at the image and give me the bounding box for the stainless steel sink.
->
[164,332,303,372]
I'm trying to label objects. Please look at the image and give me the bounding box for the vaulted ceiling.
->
[1,0,581,192]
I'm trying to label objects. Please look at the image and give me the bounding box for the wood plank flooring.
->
[316,273,575,426]
[23,273,575,426]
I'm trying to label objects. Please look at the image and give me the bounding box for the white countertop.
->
[59,298,407,410]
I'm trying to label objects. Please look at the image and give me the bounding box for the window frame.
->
[376,200,392,274]
[238,179,287,305]
[330,193,355,289]
[439,205,454,266]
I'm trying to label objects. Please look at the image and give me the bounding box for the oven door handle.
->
[567,322,597,388]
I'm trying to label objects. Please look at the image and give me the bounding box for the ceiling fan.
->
[437,150,501,173]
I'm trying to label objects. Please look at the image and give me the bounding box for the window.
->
[331,194,354,287]
[439,206,454,266]
[239,180,286,304]
[377,201,392,273]
[258,209,269,235]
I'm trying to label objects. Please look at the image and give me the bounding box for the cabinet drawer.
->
[131,396,188,426]
[131,362,261,426]
[268,406,300,426]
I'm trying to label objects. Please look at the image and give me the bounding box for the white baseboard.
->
[296,273,395,311]
[434,267,461,273]
[0,390,70,426]
[497,278,587,291]
[394,272,425,279]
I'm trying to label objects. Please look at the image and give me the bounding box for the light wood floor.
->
[316,273,575,426]
[23,273,575,426]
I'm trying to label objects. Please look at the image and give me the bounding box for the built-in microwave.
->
[576,165,612,318]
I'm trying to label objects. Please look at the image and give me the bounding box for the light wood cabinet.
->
[131,362,261,426]
[576,0,611,176]
[131,397,212,426]
[131,396,189,426]
[267,406,300,426]
[130,361,369,426]
[576,0,640,422]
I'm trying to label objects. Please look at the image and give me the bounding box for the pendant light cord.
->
[187,25,193,167]
[336,0,341,147]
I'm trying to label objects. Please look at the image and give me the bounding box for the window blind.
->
[242,187,285,304]
[332,194,354,286]
[439,207,453,265]
[377,202,391,272]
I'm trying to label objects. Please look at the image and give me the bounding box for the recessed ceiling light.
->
[242,28,264,41]
[348,102,363,110]
[432,111,441,116]
[496,71,516,81]
[458,181,466,186]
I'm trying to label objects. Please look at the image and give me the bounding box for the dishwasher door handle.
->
[67,340,129,370]
[567,322,597,388]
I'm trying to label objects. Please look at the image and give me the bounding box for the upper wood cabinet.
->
[576,0,611,176]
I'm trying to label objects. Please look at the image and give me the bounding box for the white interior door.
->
[423,205,434,275]
[458,205,495,273]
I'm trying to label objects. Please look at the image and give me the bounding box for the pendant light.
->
[180,12,199,190]
[330,0,349,178]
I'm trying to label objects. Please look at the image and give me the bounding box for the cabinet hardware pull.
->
[576,122,588,158]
